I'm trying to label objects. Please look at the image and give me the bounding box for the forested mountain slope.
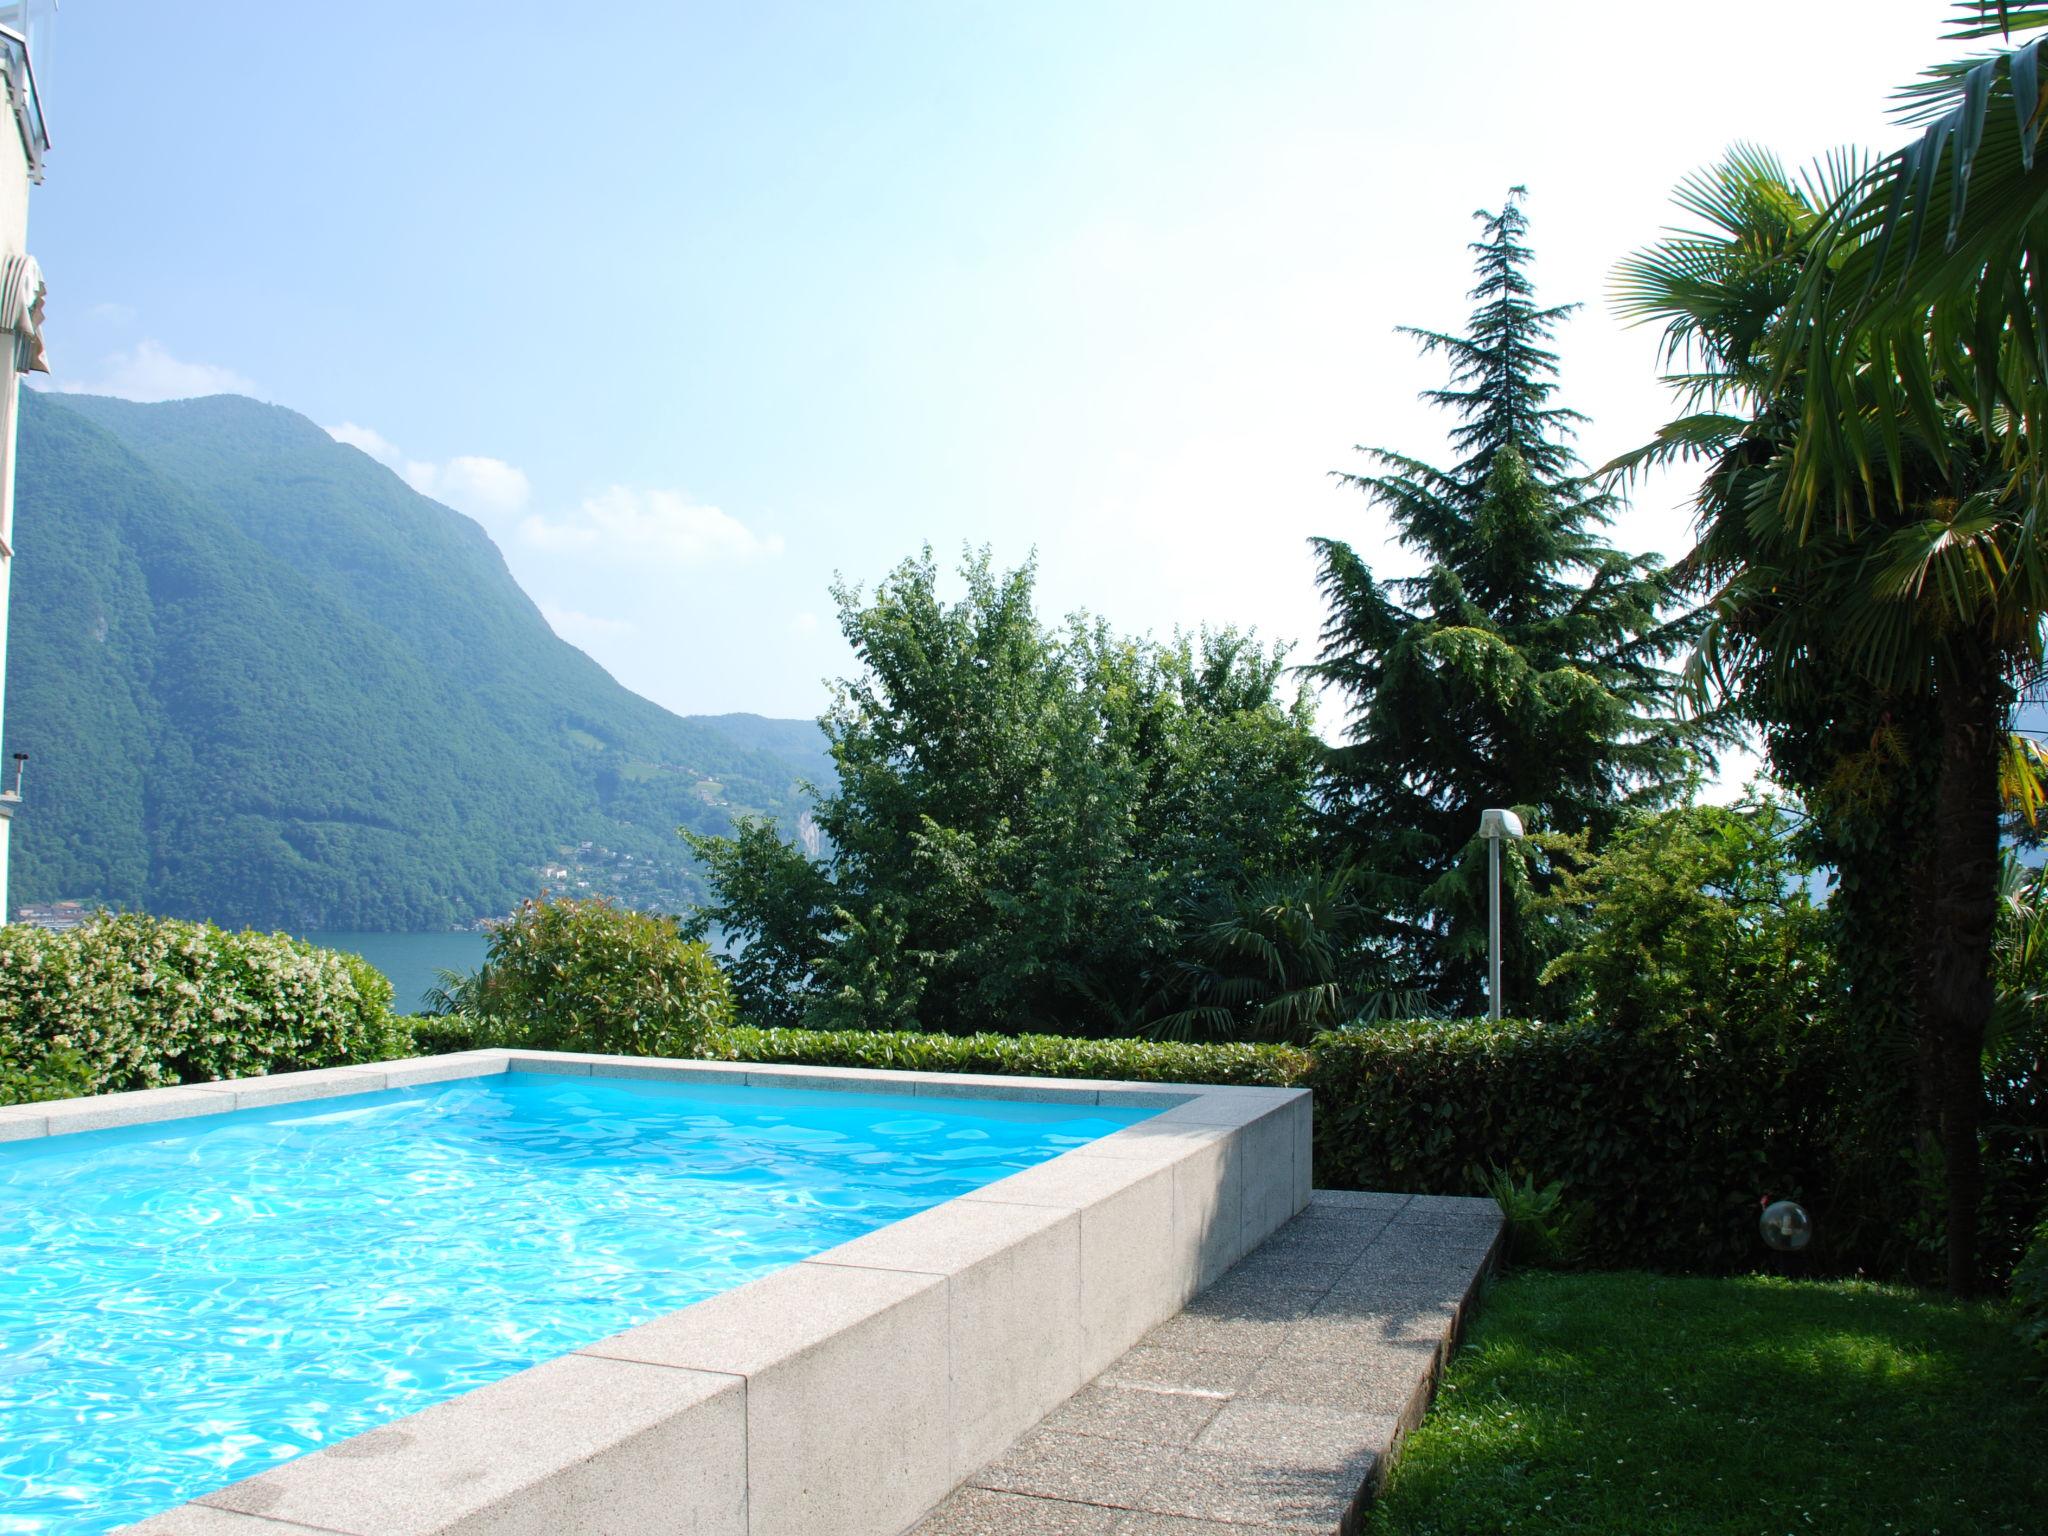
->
[3,390,821,928]
[681,712,836,793]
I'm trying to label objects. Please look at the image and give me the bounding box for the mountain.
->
[2,390,827,929]
[682,712,837,795]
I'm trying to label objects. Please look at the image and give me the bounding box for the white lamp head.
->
[1478,807,1524,840]
[1759,1199,1812,1252]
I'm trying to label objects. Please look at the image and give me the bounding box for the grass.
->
[1368,1271,2047,1536]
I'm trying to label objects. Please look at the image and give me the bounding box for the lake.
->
[298,931,490,1015]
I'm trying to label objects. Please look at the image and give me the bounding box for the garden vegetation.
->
[0,913,404,1101]
[3,1,2044,1374]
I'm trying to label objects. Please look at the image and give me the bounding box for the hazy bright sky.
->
[27,1,1957,759]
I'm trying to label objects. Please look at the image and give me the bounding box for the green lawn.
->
[1369,1271,2048,1536]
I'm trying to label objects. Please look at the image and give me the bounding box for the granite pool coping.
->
[8,1050,1311,1536]
[912,1190,1503,1534]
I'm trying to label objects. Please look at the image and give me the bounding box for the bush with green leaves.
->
[1538,797,1832,1033]
[434,895,733,1058]
[0,913,404,1099]
[0,1040,90,1107]
[1127,865,1429,1045]
[1977,855,2048,1287]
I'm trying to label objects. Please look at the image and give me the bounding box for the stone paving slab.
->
[909,1190,1500,1536]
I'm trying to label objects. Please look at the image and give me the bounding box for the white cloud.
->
[54,339,258,403]
[324,422,531,523]
[412,455,532,520]
[326,421,403,462]
[542,603,636,645]
[518,485,783,566]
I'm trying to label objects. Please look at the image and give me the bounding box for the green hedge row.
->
[0,915,408,1102]
[707,1024,1313,1086]
[406,1018,1312,1087]
[1309,1017,1873,1273]
[394,1013,1865,1272]
[2016,1213,2048,1382]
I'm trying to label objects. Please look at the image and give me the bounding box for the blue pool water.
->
[0,1072,1150,1534]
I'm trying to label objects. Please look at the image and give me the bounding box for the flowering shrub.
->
[435,895,733,1059]
[0,914,404,1100]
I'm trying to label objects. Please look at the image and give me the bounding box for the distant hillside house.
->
[14,897,83,931]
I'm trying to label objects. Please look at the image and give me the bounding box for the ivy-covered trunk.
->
[1925,672,2005,1296]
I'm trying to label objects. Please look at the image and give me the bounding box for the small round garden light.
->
[1759,1198,1812,1253]
[1477,808,1523,1022]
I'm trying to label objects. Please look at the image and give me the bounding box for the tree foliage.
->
[1308,191,1697,1013]
[686,549,1336,1038]
[1616,120,2047,1292]
[1539,798,1832,1037]
[1133,864,1427,1045]
[1784,3,2048,516]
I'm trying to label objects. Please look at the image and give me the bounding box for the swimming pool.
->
[0,1069,1153,1535]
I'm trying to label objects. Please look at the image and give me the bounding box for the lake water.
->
[296,932,490,1014]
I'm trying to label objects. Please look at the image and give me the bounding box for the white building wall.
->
[0,58,33,923]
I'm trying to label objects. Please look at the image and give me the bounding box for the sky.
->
[23,1,1963,774]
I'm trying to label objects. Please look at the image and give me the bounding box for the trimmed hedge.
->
[0,915,406,1102]
[406,1019,1311,1087]
[1309,1017,1865,1273]
[708,1024,1313,1086]
[405,1011,493,1056]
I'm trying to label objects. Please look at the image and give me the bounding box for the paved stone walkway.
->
[908,1190,1502,1535]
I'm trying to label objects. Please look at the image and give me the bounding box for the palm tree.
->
[1615,145,2043,1293]
[1785,3,2046,514]
[1782,4,2048,1297]
[1138,864,1431,1044]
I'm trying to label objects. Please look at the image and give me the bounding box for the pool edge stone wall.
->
[51,1049,1310,1536]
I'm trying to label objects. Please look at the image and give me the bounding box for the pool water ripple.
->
[0,1071,1149,1534]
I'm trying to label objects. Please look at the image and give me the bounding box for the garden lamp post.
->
[1478,808,1523,1021]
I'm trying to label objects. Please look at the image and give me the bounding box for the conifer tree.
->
[1307,190,1695,1014]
